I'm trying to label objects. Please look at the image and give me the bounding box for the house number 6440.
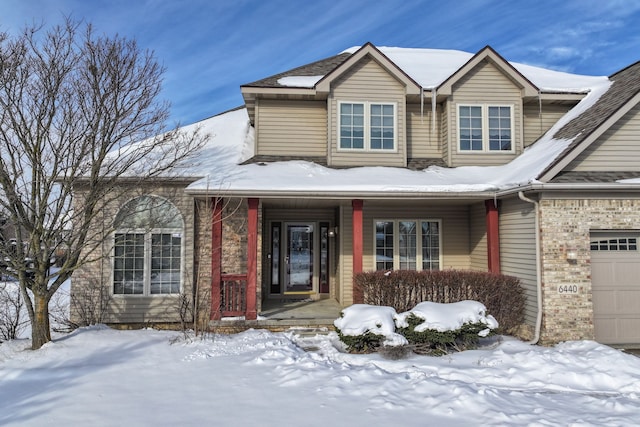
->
[558,285,578,294]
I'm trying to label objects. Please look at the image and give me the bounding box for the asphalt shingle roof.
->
[540,60,640,179]
[242,53,351,88]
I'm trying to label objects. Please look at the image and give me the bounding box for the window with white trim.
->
[458,104,512,152]
[339,101,396,151]
[375,220,441,271]
[113,196,183,295]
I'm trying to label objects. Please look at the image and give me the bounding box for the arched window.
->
[113,196,183,295]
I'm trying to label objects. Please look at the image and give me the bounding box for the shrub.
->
[335,328,385,353]
[354,270,524,333]
[397,313,494,355]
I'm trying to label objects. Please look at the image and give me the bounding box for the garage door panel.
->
[592,290,615,311]
[593,318,617,343]
[590,233,640,345]
[619,319,640,340]
[618,290,640,312]
[590,261,613,282]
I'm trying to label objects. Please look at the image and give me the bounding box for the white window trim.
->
[111,227,184,297]
[337,100,398,152]
[457,103,515,154]
[373,219,442,271]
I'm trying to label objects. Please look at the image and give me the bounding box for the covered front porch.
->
[206,195,501,329]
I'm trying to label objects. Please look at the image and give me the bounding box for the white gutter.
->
[183,188,498,200]
[518,191,542,345]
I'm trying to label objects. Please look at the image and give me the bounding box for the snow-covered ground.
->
[1,325,640,426]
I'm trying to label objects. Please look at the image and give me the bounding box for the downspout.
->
[431,88,437,137]
[518,191,542,344]
[420,87,424,124]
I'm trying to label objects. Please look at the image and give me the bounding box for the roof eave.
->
[497,182,640,197]
[184,187,497,200]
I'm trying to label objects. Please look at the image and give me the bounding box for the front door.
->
[285,224,314,293]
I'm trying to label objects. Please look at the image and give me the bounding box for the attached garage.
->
[590,232,640,346]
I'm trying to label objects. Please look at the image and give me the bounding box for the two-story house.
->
[71,43,640,346]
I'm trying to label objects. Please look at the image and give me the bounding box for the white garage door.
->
[590,233,640,345]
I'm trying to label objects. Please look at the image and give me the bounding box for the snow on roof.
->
[277,46,607,93]
[180,77,610,196]
[277,75,324,87]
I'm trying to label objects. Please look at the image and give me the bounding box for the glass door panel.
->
[286,224,313,293]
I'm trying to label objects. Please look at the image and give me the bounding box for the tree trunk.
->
[31,293,52,350]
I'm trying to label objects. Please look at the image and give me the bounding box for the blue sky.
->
[1,0,639,126]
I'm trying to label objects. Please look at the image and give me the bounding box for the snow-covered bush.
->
[334,300,498,356]
[333,304,407,353]
[395,301,498,355]
[354,270,524,333]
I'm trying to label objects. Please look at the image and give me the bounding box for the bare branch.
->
[0,17,207,349]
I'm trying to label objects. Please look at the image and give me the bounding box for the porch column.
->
[352,199,364,304]
[210,198,223,320]
[246,198,259,320]
[485,199,501,273]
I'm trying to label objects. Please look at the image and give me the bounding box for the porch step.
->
[288,327,333,338]
[289,327,335,352]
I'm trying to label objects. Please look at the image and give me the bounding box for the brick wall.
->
[194,197,261,322]
[538,198,640,343]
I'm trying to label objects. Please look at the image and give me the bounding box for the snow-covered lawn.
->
[1,326,640,426]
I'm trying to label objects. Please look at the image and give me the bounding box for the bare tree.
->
[0,19,206,349]
[0,283,28,341]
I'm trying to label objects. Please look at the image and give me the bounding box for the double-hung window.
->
[339,101,396,151]
[113,196,183,296]
[375,220,441,271]
[459,104,513,152]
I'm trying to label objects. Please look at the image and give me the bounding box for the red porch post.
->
[352,199,364,304]
[210,198,223,320]
[246,198,259,320]
[485,199,500,273]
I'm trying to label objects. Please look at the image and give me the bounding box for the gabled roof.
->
[241,42,604,94]
[537,60,640,182]
[437,45,539,97]
[314,42,422,95]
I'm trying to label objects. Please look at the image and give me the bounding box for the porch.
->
[207,196,501,329]
[209,297,342,332]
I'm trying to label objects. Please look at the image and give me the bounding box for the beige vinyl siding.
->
[329,56,406,167]
[338,202,471,305]
[469,202,487,271]
[565,103,640,171]
[523,103,572,147]
[442,100,450,166]
[448,60,523,166]
[499,197,538,327]
[105,297,181,323]
[406,102,441,158]
[255,99,327,157]
[363,204,470,270]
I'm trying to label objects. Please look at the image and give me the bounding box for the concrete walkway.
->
[260,298,343,321]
